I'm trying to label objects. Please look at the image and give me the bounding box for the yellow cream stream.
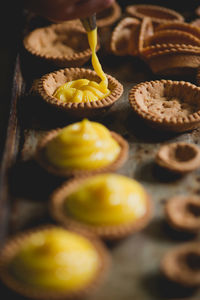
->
[54,28,110,102]
[45,119,120,170]
[9,228,99,291]
[65,174,148,225]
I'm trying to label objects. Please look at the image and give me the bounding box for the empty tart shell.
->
[125,4,184,27]
[161,241,200,287]
[145,30,200,47]
[49,175,152,240]
[0,225,110,300]
[155,142,200,173]
[155,21,200,40]
[129,80,200,132]
[110,17,141,56]
[111,17,154,56]
[139,43,200,60]
[165,195,200,233]
[23,23,99,68]
[35,128,129,178]
[32,67,123,118]
[142,46,200,76]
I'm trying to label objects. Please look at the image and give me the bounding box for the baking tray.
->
[1,4,200,300]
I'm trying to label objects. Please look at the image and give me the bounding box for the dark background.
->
[0,0,199,163]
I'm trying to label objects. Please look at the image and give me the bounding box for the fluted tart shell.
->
[165,195,200,233]
[23,23,99,68]
[155,142,200,173]
[129,80,200,132]
[32,67,123,118]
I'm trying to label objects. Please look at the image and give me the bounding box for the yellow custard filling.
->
[45,119,120,170]
[53,28,110,103]
[64,174,148,225]
[9,228,99,291]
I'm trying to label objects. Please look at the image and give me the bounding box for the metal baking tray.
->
[1,4,200,300]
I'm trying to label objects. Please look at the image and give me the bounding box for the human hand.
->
[26,0,115,22]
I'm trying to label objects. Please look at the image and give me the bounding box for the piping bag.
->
[80,14,108,90]
[80,14,97,32]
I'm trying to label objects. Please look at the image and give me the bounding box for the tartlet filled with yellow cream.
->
[50,173,152,239]
[33,25,123,118]
[35,119,128,177]
[0,226,110,300]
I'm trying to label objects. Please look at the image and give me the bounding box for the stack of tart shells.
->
[110,17,154,57]
[139,21,200,75]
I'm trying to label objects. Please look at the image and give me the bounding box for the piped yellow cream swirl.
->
[53,28,110,103]
[45,119,120,170]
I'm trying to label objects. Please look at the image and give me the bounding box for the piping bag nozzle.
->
[80,14,97,32]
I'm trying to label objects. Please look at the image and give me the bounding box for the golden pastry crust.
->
[155,142,200,173]
[35,129,129,178]
[142,46,200,76]
[111,16,154,56]
[0,225,110,300]
[155,21,200,39]
[125,4,184,26]
[138,17,154,53]
[145,30,200,47]
[50,175,153,240]
[23,23,99,67]
[139,43,199,60]
[32,67,123,118]
[110,17,141,56]
[161,242,200,287]
[165,195,200,233]
[129,80,200,132]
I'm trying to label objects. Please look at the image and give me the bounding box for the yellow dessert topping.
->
[53,27,110,103]
[65,173,148,225]
[45,119,120,170]
[9,228,99,291]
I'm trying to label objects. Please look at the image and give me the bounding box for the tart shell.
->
[110,17,141,56]
[32,67,124,119]
[142,46,200,76]
[0,225,110,300]
[155,142,200,174]
[125,4,184,26]
[165,195,200,233]
[35,129,129,178]
[161,242,200,287]
[23,23,99,68]
[50,175,153,240]
[129,80,200,132]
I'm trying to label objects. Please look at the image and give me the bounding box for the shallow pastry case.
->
[1,1,200,299]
